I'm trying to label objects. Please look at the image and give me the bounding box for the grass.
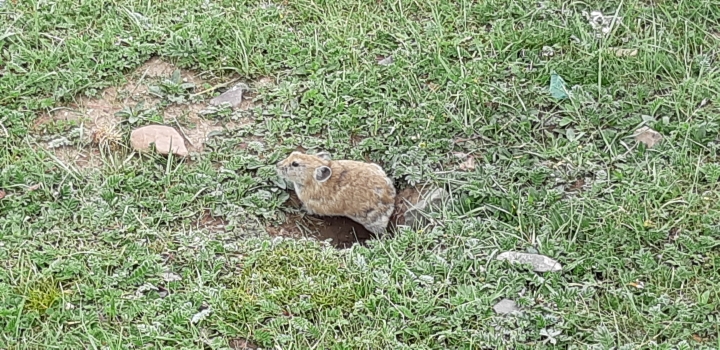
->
[1,0,720,348]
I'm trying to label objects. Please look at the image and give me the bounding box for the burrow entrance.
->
[266,187,423,249]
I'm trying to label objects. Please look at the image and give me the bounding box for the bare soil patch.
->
[266,213,375,249]
[195,210,228,232]
[33,56,254,167]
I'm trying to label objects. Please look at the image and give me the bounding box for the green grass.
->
[2,0,720,348]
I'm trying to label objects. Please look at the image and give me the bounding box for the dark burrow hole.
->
[267,187,422,249]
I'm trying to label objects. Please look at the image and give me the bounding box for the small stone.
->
[191,305,212,324]
[209,83,249,109]
[633,126,663,148]
[130,125,188,157]
[496,251,563,272]
[378,56,394,66]
[493,299,520,315]
[541,46,555,57]
[613,48,638,57]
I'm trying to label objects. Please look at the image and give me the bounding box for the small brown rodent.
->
[276,151,396,235]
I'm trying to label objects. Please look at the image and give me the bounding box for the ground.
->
[1,0,719,349]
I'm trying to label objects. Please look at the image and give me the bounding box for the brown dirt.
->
[194,210,228,232]
[33,56,254,167]
[566,177,586,192]
[34,58,171,136]
[266,213,375,249]
[267,186,423,249]
[129,57,253,153]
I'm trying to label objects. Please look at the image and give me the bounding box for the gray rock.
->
[496,251,562,272]
[209,83,249,109]
[130,125,188,157]
[493,299,521,315]
[633,126,663,148]
[378,56,394,66]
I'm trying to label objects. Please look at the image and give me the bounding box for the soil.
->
[195,210,228,232]
[266,213,376,249]
[33,56,255,167]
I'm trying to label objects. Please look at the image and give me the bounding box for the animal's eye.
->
[291,161,299,167]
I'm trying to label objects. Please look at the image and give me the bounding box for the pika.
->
[276,151,396,235]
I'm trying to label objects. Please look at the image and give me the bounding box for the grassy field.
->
[2,0,720,348]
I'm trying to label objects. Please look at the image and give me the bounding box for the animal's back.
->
[318,160,395,227]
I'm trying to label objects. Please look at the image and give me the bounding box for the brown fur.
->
[276,151,396,235]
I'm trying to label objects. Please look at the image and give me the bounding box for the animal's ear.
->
[316,151,331,161]
[314,166,332,182]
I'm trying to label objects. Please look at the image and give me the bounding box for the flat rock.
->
[493,299,521,315]
[496,251,562,272]
[633,126,663,148]
[130,125,188,157]
[209,82,249,108]
[378,56,394,66]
